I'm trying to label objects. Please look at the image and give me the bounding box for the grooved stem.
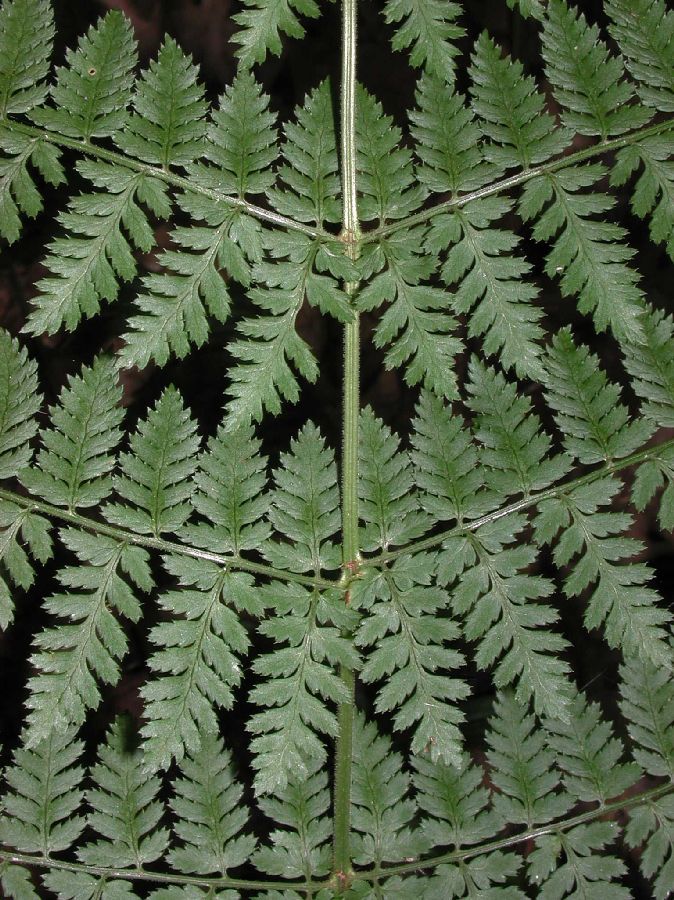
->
[333,0,360,884]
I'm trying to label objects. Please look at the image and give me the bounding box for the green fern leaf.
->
[611,133,674,261]
[527,822,629,899]
[33,10,136,141]
[519,163,646,344]
[268,79,340,225]
[194,70,278,199]
[382,0,465,83]
[25,530,152,744]
[183,423,270,556]
[355,555,468,766]
[413,754,496,849]
[249,582,357,795]
[0,0,53,117]
[0,329,40,479]
[264,422,341,573]
[632,445,674,532]
[0,863,39,900]
[429,198,545,380]
[543,693,640,804]
[0,126,64,243]
[542,328,653,464]
[487,692,570,828]
[506,0,545,19]
[606,0,674,113]
[470,32,568,171]
[115,37,207,168]
[0,726,84,854]
[410,390,496,526]
[351,713,425,866]
[358,409,429,553]
[42,872,136,900]
[422,852,524,899]
[620,654,674,778]
[233,0,322,67]
[253,755,331,877]
[541,0,649,138]
[78,716,168,869]
[168,733,256,875]
[141,556,259,771]
[534,476,673,667]
[105,387,199,537]
[466,358,569,498]
[21,356,123,511]
[440,513,573,721]
[25,159,169,335]
[624,795,674,900]
[0,498,52,629]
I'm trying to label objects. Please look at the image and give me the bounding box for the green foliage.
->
[34,11,137,141]
[0,0,53,117]
[21,356,123,510]
[382,0,464,83]
[0,0,674,897]
[79,717,169,869]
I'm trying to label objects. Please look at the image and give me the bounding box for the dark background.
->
[0,1,672,895]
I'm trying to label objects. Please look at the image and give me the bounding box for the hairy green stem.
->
[333,0,361,884]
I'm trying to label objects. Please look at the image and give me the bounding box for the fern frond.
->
[33,10,137,141]
[141,557,258,771]
[534,476,673,667]
[0,126,64,243]
[413,754,496,849]
[42,872,135,899]
[506,0,545,19]
[0,498,52,629]
[632,444,674,532]
[25,159,169,335]
[624,795,674,900]
[0,726,84,854]
[410,390,495,526]
[470,32,568,171]
[543,693,640,804]
[441,513,573,720]
[184,424,270,555]
[115,37,207,169]
[105,387,199,538]
[606,0,674,113]
[519,163,646,344]
[623,309,674,427]
[486,692,570,828]
[358,409,429,553]
[422,852,523,899]
[351,714,424,867]
[0,0,53,118]
[527,823,629,899]
[0,863,39,900]
[0,329,40,479]
[233,0,322,68]
[168,734,256,875]
[355,555,468,767]
[267,80,340,226]
[249,582,357,795]
[542,328,653,464]
[264,422,341,573]
[253,755,331,878]
[382,0,465,83]
[78,716,168,869]
[21,356,123,511]
[429,197,546,379]
[611,132,674,261]
[466,358,569,498]
[119,73,277,367]
[620,654,674,778]
[25,530,152,744]
[541,0,649,138]
[223,241,320,429]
